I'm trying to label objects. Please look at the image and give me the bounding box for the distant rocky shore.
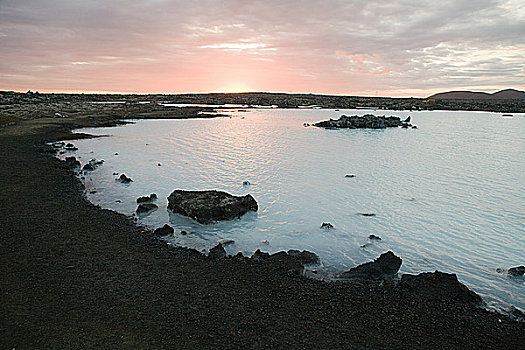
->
[2,89,524,130]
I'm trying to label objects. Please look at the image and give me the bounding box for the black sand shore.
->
[1,97,524,349]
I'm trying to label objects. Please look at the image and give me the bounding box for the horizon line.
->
[2,87,522,99]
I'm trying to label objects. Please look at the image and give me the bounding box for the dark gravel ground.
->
[0,102,524,349]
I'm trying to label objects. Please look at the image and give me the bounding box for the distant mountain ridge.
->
[428,89,525,100]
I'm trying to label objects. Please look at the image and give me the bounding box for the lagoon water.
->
[65,108,524,311]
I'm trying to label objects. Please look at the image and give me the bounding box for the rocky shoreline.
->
[1,95,524,349]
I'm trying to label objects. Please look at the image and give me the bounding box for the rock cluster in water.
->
[314,114,414,129]
[167,190,258,224]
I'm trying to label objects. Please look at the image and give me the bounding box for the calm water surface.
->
[64,109,525,311]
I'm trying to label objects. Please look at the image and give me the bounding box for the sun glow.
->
[215,83,253,93]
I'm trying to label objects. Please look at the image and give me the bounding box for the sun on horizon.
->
[213,83,254,94]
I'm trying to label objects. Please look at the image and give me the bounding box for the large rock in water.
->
[340,251,402,280]
[167,190,258,224]
[508,265,525,276]
[400,271,483,305]
[314,114,411,129]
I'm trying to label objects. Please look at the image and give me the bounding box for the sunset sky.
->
[1,0,524,97]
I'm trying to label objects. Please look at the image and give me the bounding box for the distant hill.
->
[428,88,525,100]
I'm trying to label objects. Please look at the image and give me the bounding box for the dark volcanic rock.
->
[82,163,95,171]
[287,249,320,265]
[64,156,81,169]
[400,271,483,305]
[118,174,133,183]
[268,251,304,276]
[153,224,174,236]
[368,234,381,240]
[314,114,409,129]
[252,249,270,261]
[137,196,152,203]
[508,265,525,276]
[507,306,525,322]
[341,251,402,280]
[167,190,258,224]
[136,203,158,214]
[321,222,334,229]
[137,193,157,203]
[208,243,227,259]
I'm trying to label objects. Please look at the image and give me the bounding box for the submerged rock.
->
[314,114,411,129]
[167,189,258,224]
[219,239,235,245]
[287,249,320,265]
[153,224,174,236]
[508,266,525,276]
[400,271,483,305]
[341,251,402,280]
[136,203,158,214]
